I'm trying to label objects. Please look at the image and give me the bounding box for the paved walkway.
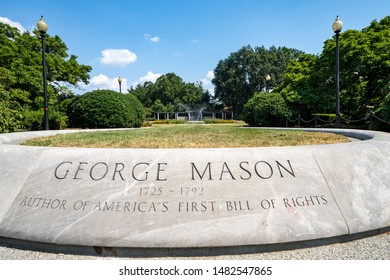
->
[1,232,389,260]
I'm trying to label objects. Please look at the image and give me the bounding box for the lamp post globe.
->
[332,16,343,34]
[118,77,123,93]
[37,16,49,130]
[333,16,343,128]
[265,74,271,92]
[37,16,48,34]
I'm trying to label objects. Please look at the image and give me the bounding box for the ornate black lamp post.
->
[332,16,343,128]
[37,16,49,130]
[118,77,123,93]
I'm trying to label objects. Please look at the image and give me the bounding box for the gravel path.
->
[1,232,389,260]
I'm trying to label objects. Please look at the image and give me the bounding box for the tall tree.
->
[278,16,390,120]
[0,22,92,131]
[129,73,209,113]
[212,45,303,116]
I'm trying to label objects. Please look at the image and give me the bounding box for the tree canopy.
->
[277,16,390,122]
[0,22,92,132]
[212,45,303,116]
[128,72,210,114]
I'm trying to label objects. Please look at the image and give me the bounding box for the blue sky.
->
[1,0,389,94]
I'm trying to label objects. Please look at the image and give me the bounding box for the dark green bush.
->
[124,93,146,127]
[21,110,42,131]
[67,90,145,128]
[0,101,21,133]
[49,111,68,130]
[243,92,292,126]
[371,94,390,132]
[21,110,68,130]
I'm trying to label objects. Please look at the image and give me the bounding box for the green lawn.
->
[23,125,350,148]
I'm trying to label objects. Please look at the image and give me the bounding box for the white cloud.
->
[132,71,162,87]
[202,71,214,85]
[79,74,128,92]
[0,17,26,33]
[206,71,214,80]
[100,49,137,67]
[78,72,162,93]
[144,33,160,43]
[201,71,215,95]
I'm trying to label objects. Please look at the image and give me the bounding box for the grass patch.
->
[23,125,350,148]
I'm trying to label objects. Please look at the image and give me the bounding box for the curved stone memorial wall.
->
[0,128,389,249]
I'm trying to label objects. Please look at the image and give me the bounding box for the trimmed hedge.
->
[124,93,146,128]
[243,92,292,127]
[67,90,145,128]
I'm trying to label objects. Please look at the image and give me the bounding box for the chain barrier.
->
[286,112,390,130]
[340,115,369,123]
[372,113,390,124]
[286,116,301,123]
[315,116,332,123]
[299,117,317,123]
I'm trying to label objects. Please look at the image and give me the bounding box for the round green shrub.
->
[243,92,292,126]
[124,93,146,127]
[67,90,145,128]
